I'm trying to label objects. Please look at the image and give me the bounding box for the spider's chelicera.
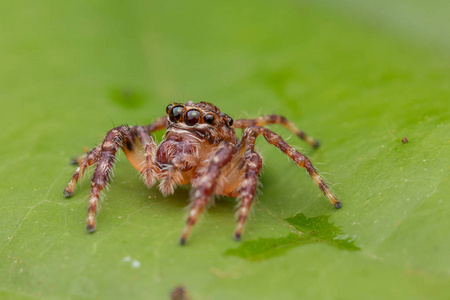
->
[63,101,341,244]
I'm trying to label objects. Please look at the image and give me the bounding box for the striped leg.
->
[179,143,235,245]
[63,145,101,197]
[234,114,320,148]
[64,117,166,197]
[139,115,167,186]
[234,151,262,241]
[142,141,158,188]
[243,125,341,208]
[143,116,167,134]
[86,125,135,232]
[128,126,158,188]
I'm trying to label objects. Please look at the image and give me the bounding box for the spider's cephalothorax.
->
[63,101,341,244]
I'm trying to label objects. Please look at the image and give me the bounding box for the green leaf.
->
[1,0,449,299]
[226,214,360,261]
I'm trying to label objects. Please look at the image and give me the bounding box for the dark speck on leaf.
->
[171,286,189,300]
[402,137,409,144]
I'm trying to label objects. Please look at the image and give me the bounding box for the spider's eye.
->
[166,104,173,114]
[185,109,201,126]
[169,106,184,122]
[227,116,234,126]
[204,114,215,125]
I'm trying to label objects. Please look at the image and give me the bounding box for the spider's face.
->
[165,101,236,144]
[166,101,233,129]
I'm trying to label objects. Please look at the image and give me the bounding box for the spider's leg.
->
[234,115,320,148]
[234,151,262,241]
[126,126,159,188]
[70,151,88,165]
[131,116,167,187]
[64,145,101,197]
[179,142,235,245]
[143,116,167,134]
[243,125,341,208]
[84,125,140,232]
[142,140,158,188]
[138,116,167,187]
[63,117,166,197]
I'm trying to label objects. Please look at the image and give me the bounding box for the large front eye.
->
[169,106,184,122]
[185,109,201,126]
[227,116,234,126]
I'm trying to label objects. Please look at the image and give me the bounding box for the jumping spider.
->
[63,101,341,244]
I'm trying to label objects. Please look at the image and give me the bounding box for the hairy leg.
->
[242,125,341,208]
[142,141,158,188]
[64,117,166,196]
[179,142,235,245]
[63,123,162,232]
[85,126,136,232]
[143,116,167,134]
[234,150,262,240]
[234,114,320,148]
[64,145,101,197]
[127,126,158,188]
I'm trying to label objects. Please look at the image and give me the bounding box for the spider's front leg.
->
[83,126,132,232]
[244,125,341,208]
[179,142,235,245]
[233,149,262,241]
[63,124,160,232]
[63,116,166,197]
[63,145,101,197]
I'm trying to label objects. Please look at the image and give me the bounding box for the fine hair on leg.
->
[179,142,235,245]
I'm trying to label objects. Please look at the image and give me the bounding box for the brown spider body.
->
[64,101,341,244]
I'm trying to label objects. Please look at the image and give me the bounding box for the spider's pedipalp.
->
[179,142,235,245]
[159,152,199,196]
[241,125,341,208]
[158,164,183,196]
[234,114,320,148]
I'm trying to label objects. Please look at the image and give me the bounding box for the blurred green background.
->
[0,0,449,299]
